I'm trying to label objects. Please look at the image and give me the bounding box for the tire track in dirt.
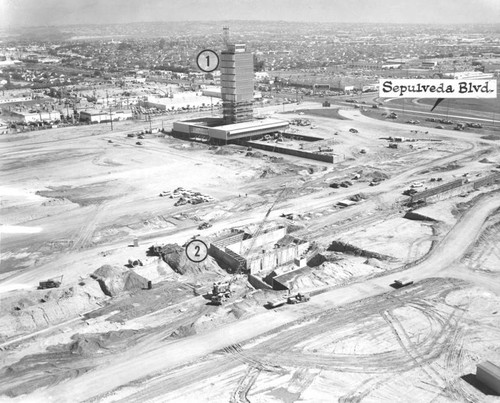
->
[72,203,104,250]
[339,375,393,403]
[381,309,443,385]
[235,280,466,377]
[230,366,261,403]
[382,309,448,391]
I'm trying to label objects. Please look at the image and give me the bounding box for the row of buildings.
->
[7,109,132,124]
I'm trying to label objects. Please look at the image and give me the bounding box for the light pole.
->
[109,106,113,131]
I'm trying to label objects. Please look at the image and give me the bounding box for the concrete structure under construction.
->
[172,29,288,144]
[172,117,288,143]
[208,226,309,278]
[221,43,254,124]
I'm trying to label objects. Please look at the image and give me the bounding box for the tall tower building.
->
[220,36,254,124]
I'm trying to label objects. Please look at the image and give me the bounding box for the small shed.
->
[477,361,500,395]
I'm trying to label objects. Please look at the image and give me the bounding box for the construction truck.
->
[392,278,414,288]
[287,292,311,304]
[266,298,287,309]
[38,275,63,290]
[198,222,212,230]
[211,280,233,305]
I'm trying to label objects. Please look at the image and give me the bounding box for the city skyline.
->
[2,0,500,28]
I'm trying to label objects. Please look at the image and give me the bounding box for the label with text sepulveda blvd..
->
[379,79,497,98]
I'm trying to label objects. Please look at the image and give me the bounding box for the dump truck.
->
[287,292,311,304]
[38,275,63,290]
[266,298,287,309]
[198,222,212,230]
[393,278,413,288]
[211,280,233,305]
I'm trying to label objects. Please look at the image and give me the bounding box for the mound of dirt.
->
[248,151,265,158]
[69,329,141,356]
[41,198,73,206]
[153,244,224,275]
[133,259,175,282]
[364,257,385,268]
[479,158,493,164]
[169,323,197,339]
[286,223,306,233]
[435,161,462,172]
[283,259,383,293]
[0,282,104,341]
[328,241,392,260]
[259,166,285,178]
[371,170,389,180]
[214,147,236,155]
[308,251,342,267]
[92,265,149,297]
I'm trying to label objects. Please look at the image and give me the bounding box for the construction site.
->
[2,30,500,403]
[1,89,500,401]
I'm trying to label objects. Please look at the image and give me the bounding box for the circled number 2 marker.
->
[196,49,219,73]
[185,239,209,263]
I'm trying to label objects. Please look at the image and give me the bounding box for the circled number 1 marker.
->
[196,49,219,73]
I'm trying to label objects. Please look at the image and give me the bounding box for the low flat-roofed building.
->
[347,61,382,69]
[80,109,132,123]
[145,93,219,111]
[10,110,59,123]
[477,361,500,395]
[0,95,33,104]
[421,60,438,69]
[80,110,109,123]
[362,83,379,92]
[173,117,289,142]
[443,71,495,79]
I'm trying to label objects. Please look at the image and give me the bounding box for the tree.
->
[253,55,265,72]
[159,38,166,50]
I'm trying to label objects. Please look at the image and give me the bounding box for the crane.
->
[237,186,289,272]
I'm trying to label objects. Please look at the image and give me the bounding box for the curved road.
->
[21,191,500,403]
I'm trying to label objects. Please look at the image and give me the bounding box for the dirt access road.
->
[18,190,500,403]
[0,106,487,290]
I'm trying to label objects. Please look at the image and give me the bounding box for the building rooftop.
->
[217,118,288,134]
[477,361,500,379]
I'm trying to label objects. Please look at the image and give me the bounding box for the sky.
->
[1,0,500,28]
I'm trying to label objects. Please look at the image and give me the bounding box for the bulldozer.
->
[38,275,63,290]
[287,292,310,304]
[210,279,234,305]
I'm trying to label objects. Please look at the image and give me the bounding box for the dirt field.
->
[113,278,499,403]
[1,100,500,402]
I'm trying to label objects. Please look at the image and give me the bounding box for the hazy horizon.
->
[2,0,499,28]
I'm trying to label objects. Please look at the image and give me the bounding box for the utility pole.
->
[109,106,113,131]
